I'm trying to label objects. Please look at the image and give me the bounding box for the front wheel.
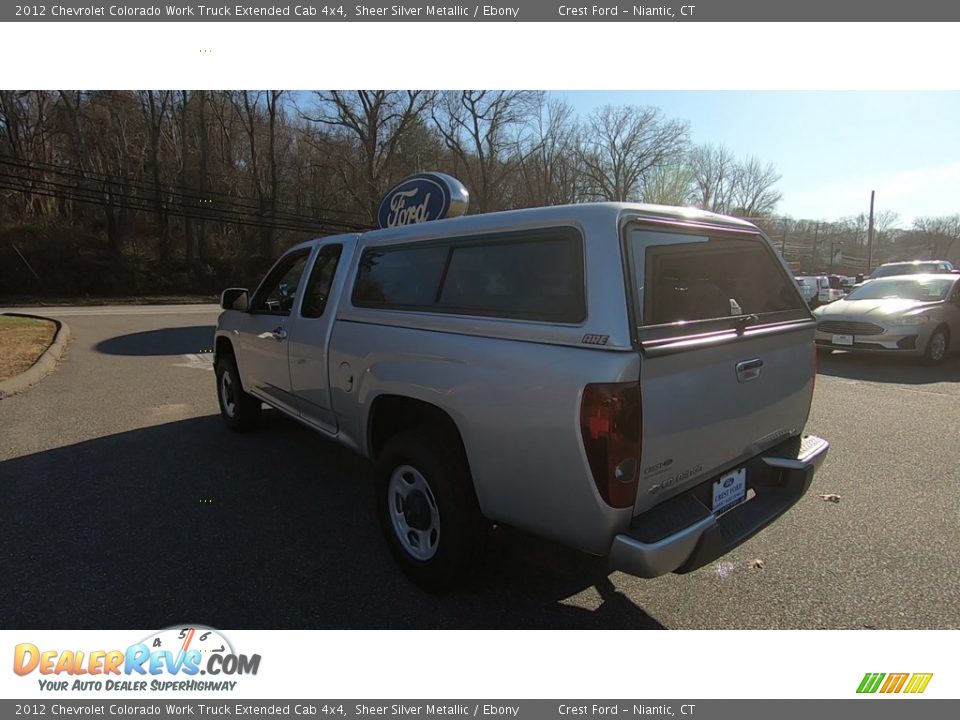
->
[215,353,261,431]
[376,432,486,592]
[922,326,950,366]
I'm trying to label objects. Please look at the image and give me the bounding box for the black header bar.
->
[4,1,959,22]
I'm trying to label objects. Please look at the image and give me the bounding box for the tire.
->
[922,326,950,366]
[376,431,486,592]
[215,352,261,431]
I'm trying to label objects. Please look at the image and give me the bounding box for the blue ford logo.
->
[377,172,469,229]
[723,477,735,488]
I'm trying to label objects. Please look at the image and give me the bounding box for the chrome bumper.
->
[609,435,829,578]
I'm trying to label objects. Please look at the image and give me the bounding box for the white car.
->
[814,274,960,364]
[795,277,819,306]
[795,275,843,307]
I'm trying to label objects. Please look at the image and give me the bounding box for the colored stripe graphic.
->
[880,673,909,693]
[857,673,885,693]
[857,672,932,694]
[904,673,933,694]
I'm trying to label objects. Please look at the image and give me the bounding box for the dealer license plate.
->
[832,334,854,346]
[712,468,747,514]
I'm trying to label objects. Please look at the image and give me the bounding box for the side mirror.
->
[855,273,864,284]
[221,288,249,311]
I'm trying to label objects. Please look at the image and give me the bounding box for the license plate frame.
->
[832,333,854,346]
[712,467,747,515]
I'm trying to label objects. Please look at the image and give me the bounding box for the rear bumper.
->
[608,434,829,578]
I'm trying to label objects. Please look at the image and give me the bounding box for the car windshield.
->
[871,263,941,278]
[844,276,954,302]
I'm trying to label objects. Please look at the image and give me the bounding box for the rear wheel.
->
[215,353,261,431]
[922,326,949,366]
[376,431,486,592]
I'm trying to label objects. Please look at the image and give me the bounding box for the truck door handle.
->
[271,326,287,341]
[736,358,763,383]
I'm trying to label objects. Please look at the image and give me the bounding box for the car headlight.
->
[884,315,930,327]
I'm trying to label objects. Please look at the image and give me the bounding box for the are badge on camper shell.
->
[377,172,470,229]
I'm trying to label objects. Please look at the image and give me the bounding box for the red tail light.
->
[580,382,641,508]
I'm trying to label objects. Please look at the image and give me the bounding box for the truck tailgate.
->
[624,222,817,516]
[635,323,815,514]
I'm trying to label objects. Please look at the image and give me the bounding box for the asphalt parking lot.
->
[1,305,958,629]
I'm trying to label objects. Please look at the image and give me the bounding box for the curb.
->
[0,313,71,399]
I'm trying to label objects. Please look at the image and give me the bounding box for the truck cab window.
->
[251,252,309,315]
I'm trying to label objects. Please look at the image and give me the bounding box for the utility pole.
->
[811,222,820,273]
[866,190,876,271]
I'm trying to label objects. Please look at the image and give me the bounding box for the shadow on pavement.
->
[95,327,216,356]
[0,412,664,630]
[817,350,960,384]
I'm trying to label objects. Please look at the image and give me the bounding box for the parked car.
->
[795,276,820,307]
[214,200,829,590]
[819,275,845,304]
[814,273,960,364]
[795,275,843,307]
[868,260,955,280]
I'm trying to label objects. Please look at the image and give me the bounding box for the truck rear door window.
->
[353,228,585,323]
[300,244,343,319]
[630,229,808,329]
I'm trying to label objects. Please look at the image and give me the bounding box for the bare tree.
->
[1,91,56,218]
[515,96,582,207]
[431,90,543,213]
[911,214,960,261]
[228,90,286,257]
[302,91,435,222]
[0,89,802,298]
[138,90,172,260]
[688,144,737,212]
[577,104,689,202]
[729,156,782,218]
[913,214,960,238]
[195,90,210,261]
[641,162,694,206]
[175,90,196,264]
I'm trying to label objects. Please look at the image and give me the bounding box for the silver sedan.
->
[813,274,960,364]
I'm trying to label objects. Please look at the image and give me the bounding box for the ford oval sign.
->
[377,172,469,229]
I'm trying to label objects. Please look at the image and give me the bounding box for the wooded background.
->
[2,90,958,297]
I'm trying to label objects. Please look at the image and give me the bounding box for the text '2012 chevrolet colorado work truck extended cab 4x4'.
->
[214,180,828,591]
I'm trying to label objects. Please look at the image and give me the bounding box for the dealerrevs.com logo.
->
[857,672,933,694]
[13,626,260,692]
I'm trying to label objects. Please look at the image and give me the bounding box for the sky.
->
[556,91,960,227]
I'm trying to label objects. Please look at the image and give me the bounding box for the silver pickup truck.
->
[214,202,828,590]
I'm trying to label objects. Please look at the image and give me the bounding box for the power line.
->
[0,175,359,236]
[0,155,368,230]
